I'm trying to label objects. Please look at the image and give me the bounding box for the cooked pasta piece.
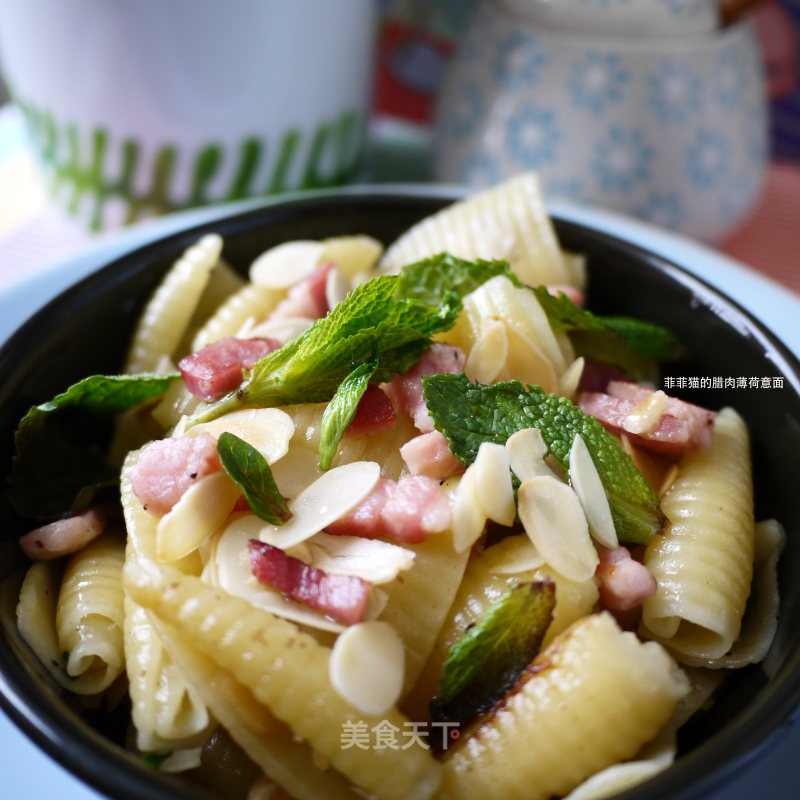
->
[379,172,579,288]
[437,613,688,800]
[377,532,471,698]
[122,453,212,751]
[404,535,598,721]
[190,283,284,353]
[177,258,247,359]
[676,519,785,670]
[150,615,362,799]
[54,530,126,694]
[124,562,442,800]
[125,234,222,374]
[641,408,755,661]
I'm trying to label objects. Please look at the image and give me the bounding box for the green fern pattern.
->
[12,92,365,231]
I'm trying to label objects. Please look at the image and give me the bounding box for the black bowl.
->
[0,189,799,800]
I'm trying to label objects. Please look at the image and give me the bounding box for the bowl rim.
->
[0,186,799,800]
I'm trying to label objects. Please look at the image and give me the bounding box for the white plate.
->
[1,189,799,800]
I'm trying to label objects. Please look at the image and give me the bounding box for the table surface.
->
[1,107,800,800]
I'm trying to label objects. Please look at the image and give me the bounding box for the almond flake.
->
[185,408,294,464]
[464,317,507,384]
[451,467,486,553]
[517,475,598,582]
[258,461,381,549]
[506,428,551,481]
[329,621,405,715]
[483,535,545,574]
[473,442,516,526]
[624,390,669,435]
[569,435,618,548]
[156,471,241,563]
[249,240,325,288]
[291,532,416,584]
[325,265,351,311]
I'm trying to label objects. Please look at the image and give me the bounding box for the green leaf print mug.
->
[0,0,376,231]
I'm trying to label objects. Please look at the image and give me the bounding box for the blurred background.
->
[0,0,797,290]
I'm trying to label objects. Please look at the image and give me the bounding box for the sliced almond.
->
[500,324,559,394]
[241,315,314,344]
[249,240,325,288]
[506,428,551,481]
[258,461,381,549]
[185,408,294,464]
[156,471,241,563]
[213,517,345,633]
[329,621,405,715]
[451,467,486,553]
[483,535,545,575]
[324,265,351,311]
[464,317,507,384]
[569,435,617,548]
[559,356,585,399]
[517,475,598,582]
[291,532,416,584]
[320,234,384,279]
[624,390,669,435]
[473,442,516,526]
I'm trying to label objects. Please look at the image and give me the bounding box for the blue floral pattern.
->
[714,45,749,109]
[493,32,547,89]
[648,61,702,123]
[685,129,731,189]
[637,191,687,230]
[591,126,655,193]
[505,106,563,168]
[568,51,630,116]
[447,82,486,142]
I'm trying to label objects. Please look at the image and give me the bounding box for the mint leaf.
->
[431,581,555,726]
[8,373,179,520]
[217,432,290,525]
[422,373,663,543]
[142,751,173,769]
[532,286,682,375]
[319,360,377,470]
[395,252,522,306]
[189,275,460,425]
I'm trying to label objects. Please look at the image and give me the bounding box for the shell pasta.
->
[10,174,780,800]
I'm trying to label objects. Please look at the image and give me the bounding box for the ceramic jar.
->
[434,0,768,242]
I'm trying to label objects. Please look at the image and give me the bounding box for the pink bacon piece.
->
[129,433,221,515]
[595,545,657,611]
[326,475,451,544]
[249,540,371,626]
[346,384,396,438]
[383,343,466,433]
[19,507,107,561]
[179,336,280,402]
[579,381,716,458]
[268,261,335,321]
[400,430,464,481]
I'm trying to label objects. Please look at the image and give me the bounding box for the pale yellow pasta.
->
[54,531,126,694]
[641,408,754,661]
[676,519,785,670]
[124,562,442,800]
[436,613,688,800]
[404,535,598,721]
[122,453,212,751]
[379,172,578,288]
[190,282,284,353]
[125,234,222,374]
[176,258,247,358]
[150,615,362,799]
[377,532,471,699]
